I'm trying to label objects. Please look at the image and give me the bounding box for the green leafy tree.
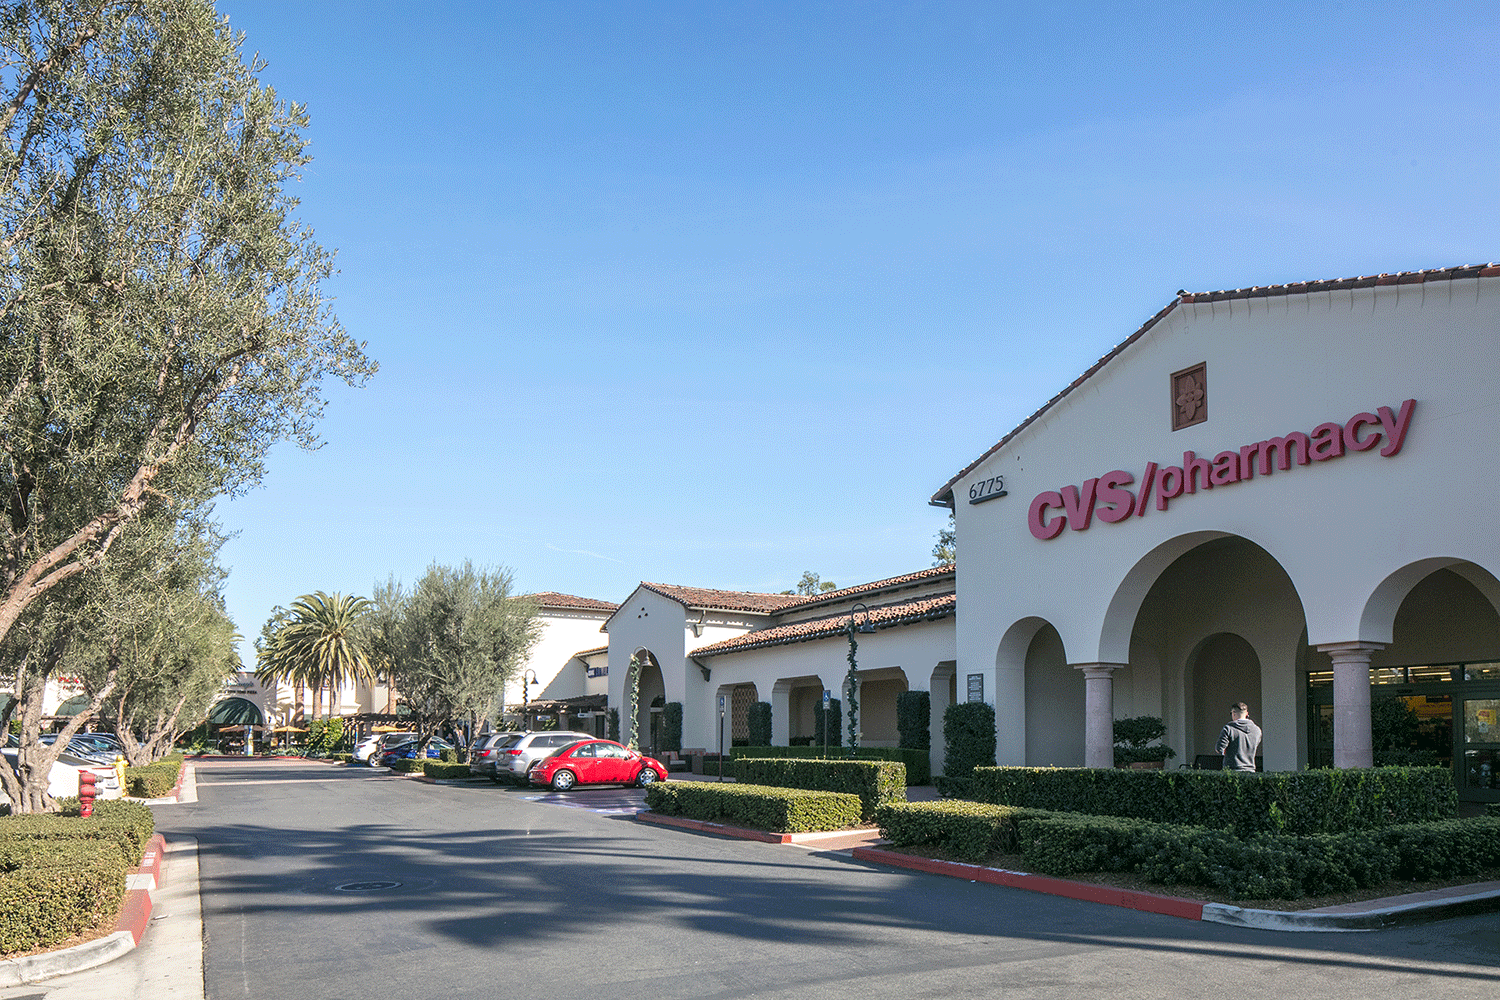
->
[0,1,375,654]
[783,571,837,596]
[256,592,375,720]
[0,510,225,809]
[933,512,956,566]
[368,562,541,751]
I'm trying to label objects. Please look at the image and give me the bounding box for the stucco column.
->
[1075,663,1125,769]
[1316,641,1385,769]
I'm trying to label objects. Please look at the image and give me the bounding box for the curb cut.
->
[0,833,168,986]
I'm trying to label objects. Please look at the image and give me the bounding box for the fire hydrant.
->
[78,770,97,817]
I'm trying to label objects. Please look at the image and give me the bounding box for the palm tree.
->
[256,592,375,720]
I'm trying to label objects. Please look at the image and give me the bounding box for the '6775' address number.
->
[968,476,1006,504]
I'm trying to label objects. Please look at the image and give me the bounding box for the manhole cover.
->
[333,880,403,892]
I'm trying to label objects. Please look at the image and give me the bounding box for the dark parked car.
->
[375,738,455,767]
[527,739,668,791]
[468,732,523,782]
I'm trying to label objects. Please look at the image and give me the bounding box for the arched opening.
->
[1123,534,1305,770]
[628,651,664,752]
[1188,633,1262,762]
[1338,563,1500,799]
[1024,623,1083,766]
[853,667,907,747]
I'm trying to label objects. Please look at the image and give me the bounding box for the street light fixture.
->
[521,669,538,729]
[846,603,876,754]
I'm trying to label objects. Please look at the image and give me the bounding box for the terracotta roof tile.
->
[691,594,957,658]
[529,593,620,612]
[638,583,805,615]
[571,645,608,659]
[931,263,1500,506]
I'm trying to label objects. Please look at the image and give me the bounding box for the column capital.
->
[1072,662,1127,680]
[1315,641,1387,659]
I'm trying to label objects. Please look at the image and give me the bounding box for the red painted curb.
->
[636,811,793,844]
[133,833,167,888]
[114,888,153,946]
[851,846,1205,921]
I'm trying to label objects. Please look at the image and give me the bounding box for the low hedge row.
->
[874,800,1500,900]
[731,746,930,785]
[422,761,472,780]
[733,758,905,820]
[0,839,129,955]
[644,781,862,833]
[124,758,181,798]
[4,798,156,866]
[971,766,1456,835]
[873,800,1052,862]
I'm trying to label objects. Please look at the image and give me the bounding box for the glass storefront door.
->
[1461,697,1500,801]
[1307,659,1500,801]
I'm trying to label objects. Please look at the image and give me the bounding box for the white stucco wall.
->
[500,607,611,710]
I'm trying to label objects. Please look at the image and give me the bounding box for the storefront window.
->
[1464,663,1500,682]
[1464,699,1500,744]
[1407,663,1457,683]
[1307,670,1332,689]
[1371,667,1405,685]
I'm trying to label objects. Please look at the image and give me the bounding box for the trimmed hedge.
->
[644,781,862,833]
[1015,813,1500,900]
[876,800,1500,900]
[663,702,683,752]
[389,758,426,773]
[747,702,772,748]
[971,766,1456,835]
[875,800,1051,862]
[811,698,842,748]
[124,758,181,798]
[7,798,156,866]
[731,746,930,786]
[942,702,995,782]
[422,761,472,780]
[896,690,930,753]
[734,758,906,820]
[0,839,128,955]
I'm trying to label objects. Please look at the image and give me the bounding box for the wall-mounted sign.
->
[967,673,984,703]
[968,474,1006,505]
[1028,399,1416,541]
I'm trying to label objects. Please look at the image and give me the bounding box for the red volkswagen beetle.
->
[527,739,668,791]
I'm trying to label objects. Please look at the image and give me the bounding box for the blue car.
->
[374,738,454,767]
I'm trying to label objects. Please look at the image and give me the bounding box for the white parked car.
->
[1,749,121,805]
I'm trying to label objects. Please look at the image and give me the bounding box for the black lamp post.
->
[521,669,538,730]
[846,603,875,754]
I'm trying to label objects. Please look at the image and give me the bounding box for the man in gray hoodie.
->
[1217,702,1262,772]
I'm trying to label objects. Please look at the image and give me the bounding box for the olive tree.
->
[368,562,541,753]
[0,0,375,654]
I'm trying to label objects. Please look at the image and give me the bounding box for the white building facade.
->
[931,264,1500,802]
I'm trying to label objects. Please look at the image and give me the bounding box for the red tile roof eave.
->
[692,595,957,658]
[929,263,1500,507]
[637,582,804,615]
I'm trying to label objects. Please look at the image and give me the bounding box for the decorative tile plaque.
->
[1171,362,1207,431]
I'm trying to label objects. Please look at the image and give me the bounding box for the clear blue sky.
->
[210,1,1500,664]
